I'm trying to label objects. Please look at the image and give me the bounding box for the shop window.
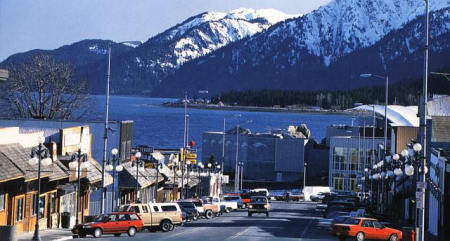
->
[16,197,24,222]
[50,193,57,213]
[31,193,38,216]
[350,178,357,192]
[39,196,45,218]
[0,192,5,211]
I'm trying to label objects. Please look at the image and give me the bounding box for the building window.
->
[50,193,57,213]
[333,147,345,171]
[16,197,24,222]
[350,178,357,192]
[39,196,46,218]
[0,192,5,211]
[349,148,358,171]
[31,193,38,216]
[333,177,344,191]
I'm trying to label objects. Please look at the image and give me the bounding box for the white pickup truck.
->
[221,196,238,212]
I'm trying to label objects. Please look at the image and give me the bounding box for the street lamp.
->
[105,148,123,211]
[234,119,252,192]
[101,40,142,213]
[360,73,389,157]
[153,154,165,202]
[132,152,143,203]
[30,136,52,241]
[69,149,90,225]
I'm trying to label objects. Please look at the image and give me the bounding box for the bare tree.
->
[3,55,89,119]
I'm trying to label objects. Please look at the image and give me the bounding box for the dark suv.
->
[177,201,200,221]
[248,196,270,217]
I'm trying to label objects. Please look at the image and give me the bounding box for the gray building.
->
[202,127,307,182]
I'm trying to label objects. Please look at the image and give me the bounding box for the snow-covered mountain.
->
[156,2,450,96]
[247,0,450,67]
[92,8,297,94]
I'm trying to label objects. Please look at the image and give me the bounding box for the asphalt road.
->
[74,201,335,241]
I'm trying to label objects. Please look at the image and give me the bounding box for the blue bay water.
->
[85,95,352,160]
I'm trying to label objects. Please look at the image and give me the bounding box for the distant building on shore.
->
[202,125,316,183]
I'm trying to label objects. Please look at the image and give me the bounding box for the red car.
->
[332,217,402,241]
[72,212,143,238]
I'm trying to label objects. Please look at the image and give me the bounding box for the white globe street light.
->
[393,154,400,161]
[41,157,52,166]
[405,164,414,176]
[413,143,422,152]
[401,149,409,158]
[111,148,119,156]
[115,165,123,172]
[135,152,142,159]
[28,156,39,166]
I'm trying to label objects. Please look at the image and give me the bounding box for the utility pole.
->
[417,1,429,240]
[181,93,187,200]
[234,125,239,192]
[101,44,112,214]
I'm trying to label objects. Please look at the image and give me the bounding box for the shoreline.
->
[161,102,351,115]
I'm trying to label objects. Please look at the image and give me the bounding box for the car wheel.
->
[248,212,252,217]
[93,228,102,238]
[205,210,213,219]
[169,223,175,231]
[389,234,398,241]
[114,233,121,237]
[128,227,137,237]
[79,234,86,238]
[355,232,365,241]
[338,235,346,241]
[161,220,172,232]
[193,215,198,221]
[225,208,230,213]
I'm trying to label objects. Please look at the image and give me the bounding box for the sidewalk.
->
[17,229,73,241]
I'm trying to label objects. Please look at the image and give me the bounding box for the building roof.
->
[0,143,69,182]
[0,152,24,183]
[58,155,112,186]
[120,161,163,189]
[353,105,419,127]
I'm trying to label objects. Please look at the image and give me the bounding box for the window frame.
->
[15,196,25,222]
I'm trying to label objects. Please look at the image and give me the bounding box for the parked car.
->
[290,192,305,201]
[177,200,200,221]
[310,192,330,202]
[222,194,245,208]
[191,199,205,215]
[119,203,182,232]
[332,217,403,241]
[71,212,143,238]
[248,196,270,217]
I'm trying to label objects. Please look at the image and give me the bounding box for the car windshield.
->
[344,219,360,225]
[193,201,203,207]
[224,196,239,201]
[251,197,267,203]
[94,214,109,222]
[178,202,195,208]
[118,205,129,212]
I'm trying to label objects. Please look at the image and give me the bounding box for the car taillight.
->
[180,213,183,219]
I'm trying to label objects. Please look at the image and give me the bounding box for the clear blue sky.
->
[0,0,330,61]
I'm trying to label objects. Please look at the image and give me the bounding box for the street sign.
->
[417,182,426,189]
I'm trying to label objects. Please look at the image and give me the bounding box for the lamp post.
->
[105,148,123,211]
[360,73,389,213]
[186,160,191,198]
[133,152,143,203]
[360,73,389,157]
[234,120,251,192]
[181,93,188,200]
[154,159,163,202]
[29,136,52,241]
[101,41,142,213]
[417,1,429,240]
[69,149,90,225]
[197,162,204,197]
[303,161,307,191]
